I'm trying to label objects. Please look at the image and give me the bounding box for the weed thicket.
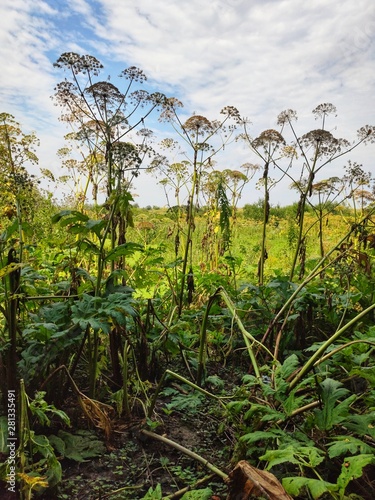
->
[0,56,375,499]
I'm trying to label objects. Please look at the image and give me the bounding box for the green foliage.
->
[141,484,163,499]
[327,436,375,458]
[1,104,375,498]
[48,430,106,462]
[314,378,356,431]
[181,487,213,499]
[0,416,8,453]
[261,444,325,469]
[28,391,70,427]
[242,200,265,221]
[282,476,337,499]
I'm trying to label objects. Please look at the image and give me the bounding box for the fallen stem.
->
[141,429,228,481]
[96,484,143,499]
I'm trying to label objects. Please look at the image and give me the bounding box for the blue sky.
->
[1,0,374,206]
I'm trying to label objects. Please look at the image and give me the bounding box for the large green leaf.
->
[105,242,143,261]
[48,430,106,462]
[141,484,163,499]
[337,454,375,495]
[345,412,375,438]
[283,476,337,499]
[240,428,286,445]
[181,488,213,499]
[261,444,325,469]
[51,210,89,224]
[314,378,356,431]
[327,436,375,458]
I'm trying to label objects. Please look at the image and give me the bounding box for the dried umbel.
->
[53,81,79,106]
[159,97,184,121]
[111,141,141,171]
[53,52,103,76]
[183,115,214,135]
[119,66,147,83]
[129,89,150,107]
[85,82,124,108]
[224,169,248,182]
[299,129,350,158]
[312,102,337,119]
[252,129,286,150]
[220,105,242,124]
[312,177,340,195]
[357,125,375,144]
[277,109,298,126]
[344,161,372,186]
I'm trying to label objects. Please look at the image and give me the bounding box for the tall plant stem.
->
[259,163,269,285]
[177,149,198,316]
[122,340,130,418]
[197,287,274,385]
[19,379,28,482]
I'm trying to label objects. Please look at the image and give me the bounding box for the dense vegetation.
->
[1,53,375,499]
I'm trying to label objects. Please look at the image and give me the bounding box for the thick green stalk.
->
[141,429,228,480]
[122,340,130,418]
[88,329,99,398]
[178,148,198,316]
[287,302,375,392]
[259,164,269,285]
[217,287,272,378]
[196,292,219,385]
[197,287,273,385]
[289,148,320,280]
[314,339,375,366]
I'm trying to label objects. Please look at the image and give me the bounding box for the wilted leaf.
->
[226,460,293,499]
[0,261,23,278]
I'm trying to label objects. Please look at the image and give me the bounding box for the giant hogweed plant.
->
[157,104,242,315]
[50,52,179,398]
[238,104,375,282]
